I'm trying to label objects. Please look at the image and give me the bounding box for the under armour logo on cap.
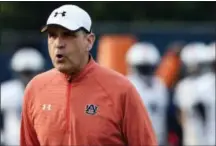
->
[54,11,66,17]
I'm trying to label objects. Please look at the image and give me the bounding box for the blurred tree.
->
[0,1,215,29]
[0,2,17,15]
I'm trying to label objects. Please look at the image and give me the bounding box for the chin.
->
[55,65,70,74]
[54,63,78,75]
[57,68,68,74]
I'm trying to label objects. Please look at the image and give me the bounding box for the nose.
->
[55,36,65,49]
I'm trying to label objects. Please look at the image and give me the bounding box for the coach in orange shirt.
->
[20,4,157,146]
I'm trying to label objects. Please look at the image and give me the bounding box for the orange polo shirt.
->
[20,57,157,146]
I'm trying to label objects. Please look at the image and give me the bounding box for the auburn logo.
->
[85,104,98,115]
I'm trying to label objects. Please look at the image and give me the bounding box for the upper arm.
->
[173,82,189,126]
[20,82,40,146]
[122,85,158,146]
[173,83,184,108]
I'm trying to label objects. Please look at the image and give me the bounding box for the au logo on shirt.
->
[85,104,98,115]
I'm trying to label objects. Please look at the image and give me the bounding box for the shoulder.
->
[1,79,23,109]
[196,72,215,95]
[1,79,22,91]
[93,65,134,93]
[21,69,59,110]
[175,77,192,92]
[1,79,23,99]
[92,65,142,105]
[127,73,140,84]
[174,77,197,107]
[23,69,58,101]
[197,72,215,85]
[26,68,57,89]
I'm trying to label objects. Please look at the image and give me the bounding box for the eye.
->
[63,31,77,38]
[48,32,57,38]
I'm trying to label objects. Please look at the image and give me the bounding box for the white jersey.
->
[196,72,215,145]
[174,74,215,145]
[128,73,169,145]
[1,79,24,146]
[174,76,200,145]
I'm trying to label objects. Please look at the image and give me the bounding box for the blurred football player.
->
[0,47,45,146]
[126,42,169,145]
[155,41,186,146]
[174,42,211,145]
[195,42,215,145]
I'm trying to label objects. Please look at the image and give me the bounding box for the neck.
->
[80,53,90,71]
[67,54,90,82]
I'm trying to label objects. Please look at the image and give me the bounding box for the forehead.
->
[46,25,71,33]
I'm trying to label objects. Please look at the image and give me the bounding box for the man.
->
[195,43,215,145]
[20,4,157,146]
[1,47,44,146]
[173,42,210,145]
[155,42,185,146]
[126,42,169,146]
[0,111,4,145]
[155,41,184,89]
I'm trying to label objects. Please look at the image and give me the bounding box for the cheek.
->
[77,38,88,52]
[48,41,55,59]
[68,40,83,54]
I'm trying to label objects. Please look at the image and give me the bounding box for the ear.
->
[86,33,95,51]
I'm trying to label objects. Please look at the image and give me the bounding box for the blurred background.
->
[0,1,215,146]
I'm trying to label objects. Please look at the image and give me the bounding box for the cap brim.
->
[41,25,48,32]
[41,23,90,33]
[41,23,74,33]
[41,24,70,33]
[41,23,82,33]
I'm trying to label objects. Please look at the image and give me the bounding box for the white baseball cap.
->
[41,4,92,33]
[126,42,160,66]
[11,47,45,72]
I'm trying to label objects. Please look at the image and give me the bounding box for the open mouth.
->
[56,54,65,62]
[56,54,63,59]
